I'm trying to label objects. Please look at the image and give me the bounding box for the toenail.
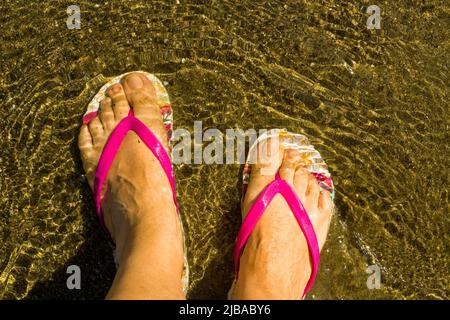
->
[101,97,111,105]
[112,85,122,93]
[125,74,143,89]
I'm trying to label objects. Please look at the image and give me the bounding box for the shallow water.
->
[0,0,448,299]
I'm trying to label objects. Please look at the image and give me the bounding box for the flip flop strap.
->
[234,173,320,298]
[93,111,177,233]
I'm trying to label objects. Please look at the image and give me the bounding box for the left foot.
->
[232,139,333,299]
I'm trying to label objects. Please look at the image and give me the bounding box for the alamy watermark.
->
[172,123,277,166]
[66,265,81,289]
[366,5,381,29]
[66,4,382,30]
[66,5,81,29]
[366,264,381,289]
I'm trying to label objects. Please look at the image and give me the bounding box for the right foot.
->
[232,138,334,299]
[78,72,184,298]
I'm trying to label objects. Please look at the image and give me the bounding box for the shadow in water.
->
[188,167,243,300]
[26,131,116,300]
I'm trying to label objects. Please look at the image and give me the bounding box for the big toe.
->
[121,72,160,123]
[253,137,284,177]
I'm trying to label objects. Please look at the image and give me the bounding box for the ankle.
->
[109,246,185,299]
[234,225,313,299]
[113,214,182,262]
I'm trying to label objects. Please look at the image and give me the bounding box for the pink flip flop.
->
[229,129,334,299]
[82,71,189,292]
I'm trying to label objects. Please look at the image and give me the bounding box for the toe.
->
[78,124,96,184]
[99,97,115,132]
[293,166,309,202]
[106,83,130,121]
[78,124,93,151]
[121,72,160,122]
[318,190,333,214]
[87,117,105,145]
[305,173,320,208]
[243,137,283,215]
[279,149,300,185]
[255,137,283,176]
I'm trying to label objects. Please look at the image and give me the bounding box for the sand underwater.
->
[0,0,448,299]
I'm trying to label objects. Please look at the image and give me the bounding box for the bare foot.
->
[232,138,333,299]
[78,72,184,299]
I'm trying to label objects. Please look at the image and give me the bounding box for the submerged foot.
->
[232,138,333,299]
[78,72,184,299]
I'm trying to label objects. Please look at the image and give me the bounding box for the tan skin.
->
[78,72,333,300]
